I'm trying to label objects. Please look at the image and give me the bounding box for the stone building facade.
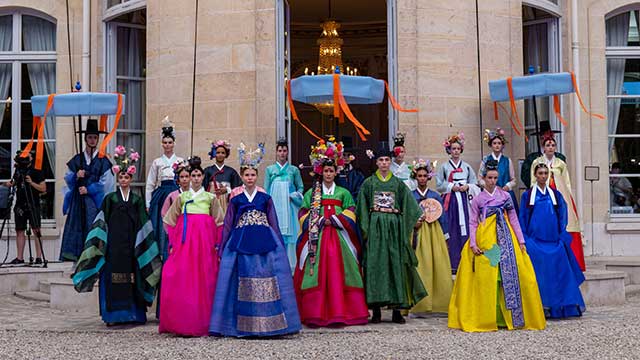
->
[0,0,637,259]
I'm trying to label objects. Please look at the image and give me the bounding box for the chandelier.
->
[310,20,358,115]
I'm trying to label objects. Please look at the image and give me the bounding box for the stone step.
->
[49,278,98,313]
[585,256,640,285]
[14,290,50,303]
[625,284,640,297]
[0,263,67,295]
[580,269,627,306]
[39,279,52,294]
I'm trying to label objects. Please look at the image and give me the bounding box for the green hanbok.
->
[356,170,427,308]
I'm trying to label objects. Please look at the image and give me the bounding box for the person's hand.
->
[215,187,227,196]
[324,218,332,227]
[519,243,527,254]
[78,186,88,195]
[77,170,85,179]
[451,185,461,192]
[414,220,423,230]
[3,181,11,187]
[470,244,483,255]
[25,175,32,184]
[502,185,510,191]
[460,184,469,192]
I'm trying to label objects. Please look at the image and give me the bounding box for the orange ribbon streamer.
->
[553,95,568,126]
[570,72,605,120]
[506,77,526,137]
[286,80,321,141]
[384,80,418,112]
[99,114,108,133]
[333,74,372,141]
[21,93,55,170]
[98,93,123,158]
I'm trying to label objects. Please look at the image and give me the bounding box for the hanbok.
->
[264,162,304,272]
[448,188,545,332]
[479,153,518,213]
[410,188,452,314]
[160,188,224,336]
[146,154,182,260]
[61,152,114,261]
[530,156,585,271]
[295,183,368,327]
[355,171,426,308]
[336,164,365,202]
[520,185,585,318]
[204,163,242,212]
[436,159,477,272]
[209,190,301,337]
[72,189,162,324]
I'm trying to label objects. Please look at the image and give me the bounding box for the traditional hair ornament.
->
[306,135,345,176]
[392,132,406,157]
[366,142,394,160]
[161,116,176,140]
[172,159,189,176]
[541,130,556,146]
[208,139,231,159]
[443,131,465,154]
[410,159,437,180]
[482,158,499,177]
[112,145,139,176]
[276,137,288,148]
[238,142,265,170]
[483,127,507,146]
[186,156,203,174]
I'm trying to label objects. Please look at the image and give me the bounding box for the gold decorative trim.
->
[236,209,269,228]
[237,277,281,303]
[111,272,134,284]
[237,313,287,333]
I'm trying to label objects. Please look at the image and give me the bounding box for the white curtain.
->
[523,22,550,154]
[606,12,631,162]
[116,26,145,181]
[23,15,56,173]
[0,16,13,131]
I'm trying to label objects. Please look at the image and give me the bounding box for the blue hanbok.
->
[209,189,301,337]
[519,185,585,319]
[61,152,114,261]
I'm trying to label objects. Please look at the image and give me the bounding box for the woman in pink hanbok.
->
[160,156,224,336]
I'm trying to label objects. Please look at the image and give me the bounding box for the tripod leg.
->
[26,225,33,265]
[34,229,47,268]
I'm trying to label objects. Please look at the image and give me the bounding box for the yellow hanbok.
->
[448,188,545,332]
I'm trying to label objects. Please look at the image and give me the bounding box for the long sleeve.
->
[263,166,273,193]
[145,161,158,208]
[210,196,225,226]
[477,159,486,188]
[466,162,477,185]
[163,194,182,227]
[506,206,525,245]
[436,164,451,193]
[529,158,538,188]
[355,179,371,240]
[507,158,517,190]
[220,199,235,251]
[87,166,115,209]
[230,168,242,189]
[468,197,479,248]
[430,191,449,238]
[266,197,285,246]
[518,191,531,236]
[560,162,574,197]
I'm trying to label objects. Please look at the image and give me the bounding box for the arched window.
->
[606,8,640,215]
[0,9,56,221]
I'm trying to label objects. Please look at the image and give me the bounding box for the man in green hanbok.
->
[356,145,427,324]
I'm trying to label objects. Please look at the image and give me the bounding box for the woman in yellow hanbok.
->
[448,160,545,332]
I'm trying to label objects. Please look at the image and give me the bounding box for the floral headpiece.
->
[238,142,265,170]
[161,116,176,140]
[443,131,465,154]
[172,159,189,176]
[541,130,556,145]
[483,127,507,146]
[410,159,437,180]
[112,145,139,176]
[209,139,232,159]
[306,135,345,176]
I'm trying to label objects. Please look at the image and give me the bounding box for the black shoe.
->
[392,310,406,324]
[370,308,382,324]
[8,258,24,265]
[34,258,42,265]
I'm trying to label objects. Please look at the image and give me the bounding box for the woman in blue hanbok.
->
[210,143,301,337]
[478,128,518,213]
[519,163,585,319]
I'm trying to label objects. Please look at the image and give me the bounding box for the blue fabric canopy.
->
[489,72,575,102]
[31,92,126,117]
[290,75,384,104]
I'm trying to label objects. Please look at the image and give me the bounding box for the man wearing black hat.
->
[520,120,566,187]
[336,148,365,202]
[60,119,114,261]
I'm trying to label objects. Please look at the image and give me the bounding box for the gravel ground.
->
[0,294,639,360]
